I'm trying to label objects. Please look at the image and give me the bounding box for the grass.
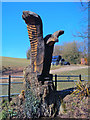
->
[1,68,88,95]
[2,82,24,96]
[54,67,88,76]
[51,64,87,70]
[0,56,30,69]
[0,112,2,120]
[53,68,88,90]
[0,56,88,95]
[51,64,62,70]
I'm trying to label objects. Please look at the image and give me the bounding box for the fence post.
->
[8,75,11,102]
[79,74,81,82]
[55,74,57,91]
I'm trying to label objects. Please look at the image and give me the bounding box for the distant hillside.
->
[0,56,30,68]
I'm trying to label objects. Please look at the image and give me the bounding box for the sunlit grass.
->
[0,56,88,95]
[1,56,30,69]
[1,67,88,95]
[51,64,62,70]
[53,68,88,90]
[0,112,2,120]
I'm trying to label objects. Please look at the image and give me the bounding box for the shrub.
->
[1,99,17,119]
[71,81,90,99]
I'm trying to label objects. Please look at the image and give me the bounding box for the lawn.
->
[0,56,88,96]
[1,68,88,96]
[53,67,88,77]
[53,68,88,90]
[1,78,24,96]
[0,57,89,119]
[0,56,30,69]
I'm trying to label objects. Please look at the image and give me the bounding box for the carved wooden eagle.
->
[22,11,64,75]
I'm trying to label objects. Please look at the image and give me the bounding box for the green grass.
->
[1,68,88,95]
[0,56,88,95]
[1,56,30,69]
[54,67,88,76]
[51,64,87,70]
[0,112,2,120]
[53,68,88,90]
[51,64,62,70]
[2,82,24,96]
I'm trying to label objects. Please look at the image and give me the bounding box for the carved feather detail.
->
[22,11,64,75]
[27,25,38,72]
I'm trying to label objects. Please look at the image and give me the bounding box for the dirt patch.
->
[1,67,24,82]
[50,65,88,74]
[2,65,88,77]
[1,92,89,119]
[1,65,88,82]
[2,67,24,76]
[58,94,89,119]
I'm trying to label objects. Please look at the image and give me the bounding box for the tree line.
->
[26,40,88,64]
[53,41,88,64]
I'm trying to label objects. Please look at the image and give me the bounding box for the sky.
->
[1,1,88,58]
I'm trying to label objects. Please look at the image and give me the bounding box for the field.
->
[0,56,88,95]
[1,56,30,76]
[0,57,89,119]
[1,56,30,68]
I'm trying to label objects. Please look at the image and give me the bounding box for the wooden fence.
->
[0,75,24,102]
[0,74,88,102]
[53,74,82,91]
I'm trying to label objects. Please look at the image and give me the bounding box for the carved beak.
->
[46,30,64,46]
[22,11,28,20]
[22,11,38,20]
[53,30,64,38]
[46,37,58,46]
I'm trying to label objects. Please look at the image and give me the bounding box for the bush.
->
[1,99,17,119]
[25,88,41,118]
[71,81,90,99]
[26,48,31,59]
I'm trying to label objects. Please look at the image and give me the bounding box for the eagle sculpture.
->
[22,11,64,78]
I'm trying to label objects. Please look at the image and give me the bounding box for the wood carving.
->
[22,11,64,118]
[22,11,64,77]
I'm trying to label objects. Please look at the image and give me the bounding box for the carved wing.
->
[42,30,64,76]
[22,11,44,74]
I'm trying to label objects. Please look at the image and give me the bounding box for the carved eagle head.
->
[44,30,64,46]
[22,11,41,25]
[22,11,64,74]
[22,11,43,37]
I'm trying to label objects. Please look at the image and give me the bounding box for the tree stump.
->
[23,66,61,118]
[22,11,64,118]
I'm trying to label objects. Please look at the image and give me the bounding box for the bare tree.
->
[53,45,63,56]
[62,41,82,64]
[26,48,31,59]
[72,1,89,58]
